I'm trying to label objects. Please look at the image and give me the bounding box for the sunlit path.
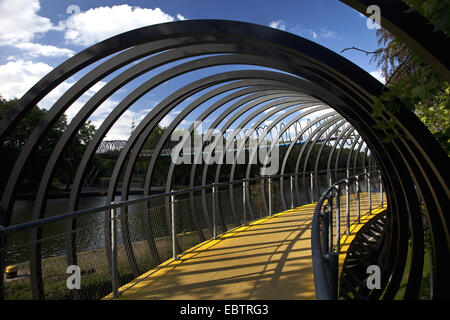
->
[106,190,383,300]
[106,204,317,300]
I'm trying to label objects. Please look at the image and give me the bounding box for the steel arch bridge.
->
[0,0,448,301]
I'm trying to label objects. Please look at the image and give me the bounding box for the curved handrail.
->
[311,169,383,299]
[0,166,378,299]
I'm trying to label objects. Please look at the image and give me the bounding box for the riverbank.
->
[7,186,168,201]
[3,230,205,300]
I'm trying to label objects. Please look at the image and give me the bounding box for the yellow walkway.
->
[338,205,387,276]
[106,204,317,300]
[104,192,384,300]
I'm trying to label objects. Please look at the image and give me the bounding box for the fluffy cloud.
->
[0,59,53,100]
[13,42,75,58]
[0,1,184,57]
[291,25,337,40]
[0,0,75,57]
[319,27,337,39]
[62,5,184,46]
[269,20,286,31]
[0,59,116,123]
[0,0,55,45]
[370,70,386,84]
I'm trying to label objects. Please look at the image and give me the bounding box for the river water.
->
[4,179,331,266]
[5,194,166,265]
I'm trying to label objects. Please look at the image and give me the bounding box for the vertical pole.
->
[290,175,294,209]
[335,186,341,254]
[327,197,333,252]
[321,211,329,254]
[243,181,247,226]
[212,186,217,239]
[356,175,361,224]
[327,169,332,187]
[0,226,5,300]
[379,174,383,208]
[310,172,314,203]
[110,203,118,298]
[367,171,372,214]
[345,179,350,236]
[171,193,177,260]
[268,177,272,216]
[327,252,339,299]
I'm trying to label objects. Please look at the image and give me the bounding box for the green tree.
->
[343,0,450,153]
[0,95,96,194]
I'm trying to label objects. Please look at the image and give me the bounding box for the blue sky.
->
[0,0,385,139]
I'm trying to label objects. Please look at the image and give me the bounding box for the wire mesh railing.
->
[0,167,377,300]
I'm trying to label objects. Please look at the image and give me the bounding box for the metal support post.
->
[324,252,339,299]
[379,174,384,208]
[320,210,329,254]
[212,186,217,239]
[345,179,350,236]
[327,197,333,251]
[327,169,332,187]
[356,175,361,224]
[268,177,272,216]
[290,175,294,209]
[310,172,314,203]
[335,186,341,254]
[367,171,372,214]
[110,203,119,298]
[0,226,5,300]
[243,181,247,225]
[170,193,178,260]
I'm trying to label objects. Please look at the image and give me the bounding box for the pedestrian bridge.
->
[104,194,385,300]
[0,5,448,301]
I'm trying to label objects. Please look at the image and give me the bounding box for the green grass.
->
[394,240,431,300]
[4,231,202,300]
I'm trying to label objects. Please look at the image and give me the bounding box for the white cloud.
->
[319,27,337,39]
[291,26,317,40]
[0,0,55,45]
[291,26,337,40]
[62,5,184,46]
[370,70,386,84]
[93,108,149,140]
[269,20,286,31]
[0,0,75,58]
[13,42,75,58]
[0,59,53,100]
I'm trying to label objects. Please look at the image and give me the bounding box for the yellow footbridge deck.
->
[105,193,385,300]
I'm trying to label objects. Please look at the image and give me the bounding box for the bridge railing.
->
[311,169,384,300]
[0,167,374,300]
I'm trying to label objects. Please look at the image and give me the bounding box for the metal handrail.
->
[0,167,375,235]
[0,165,377,300]
[311,169,383,300]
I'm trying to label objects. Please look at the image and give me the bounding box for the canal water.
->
[5,194,166,265]
[4,178,332,266]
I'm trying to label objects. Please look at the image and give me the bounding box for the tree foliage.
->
[0,95,96,194]
[353,0,450,153]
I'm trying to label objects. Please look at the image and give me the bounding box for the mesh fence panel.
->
[2,170,375,300]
